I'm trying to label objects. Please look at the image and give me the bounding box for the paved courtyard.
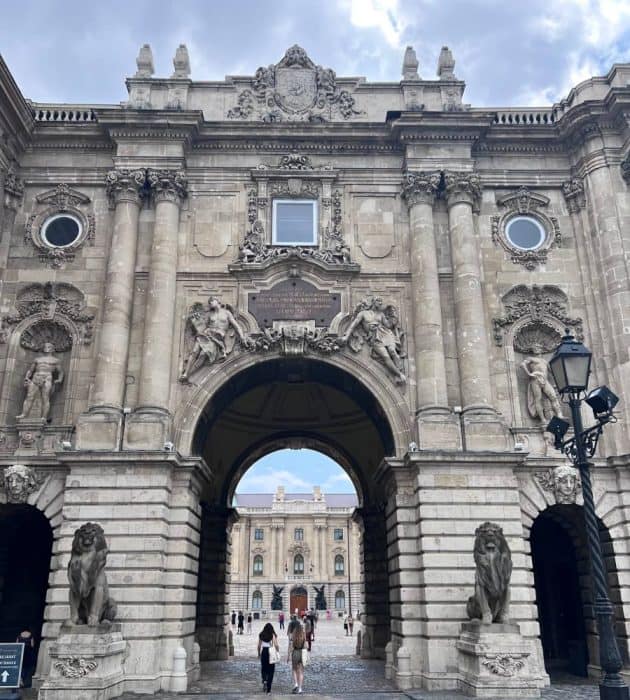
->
[113,618,600,699]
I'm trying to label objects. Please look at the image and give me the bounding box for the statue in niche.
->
[536,465,581,504]
[313,585,327,611]
[2,464,40,504]
[520,349,563,423]
[180,297,253,382]
[16,342,64,423]
[341,297,406,384]
[271,585,284,610]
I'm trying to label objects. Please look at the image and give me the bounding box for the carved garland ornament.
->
[227,45,362,123]
[482,655,525,677]
[25,184,94,268]
[54,657,98,678]
[491,187,561,270]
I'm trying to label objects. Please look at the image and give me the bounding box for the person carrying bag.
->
[257,623,280,694]
[289,620,307,694]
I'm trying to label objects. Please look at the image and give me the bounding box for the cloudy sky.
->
[235,449,356,495]
[2,0,630,107]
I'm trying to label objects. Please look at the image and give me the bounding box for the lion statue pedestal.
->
[456,522,548,697]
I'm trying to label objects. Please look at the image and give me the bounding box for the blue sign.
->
[0,644,24,689]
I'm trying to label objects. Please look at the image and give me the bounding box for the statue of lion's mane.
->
[67,522,116,626]
[466,521,512,624]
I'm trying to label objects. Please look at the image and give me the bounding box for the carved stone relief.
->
[0,282,95,347]
[482,655,525,677]
[3,164,24,211]
[520,354,563,423]
[493,285,583,347]
[24,184,94,268]
[16,341,65,423]
[227,45,362,123]
[54,657,98,678]
[562,177,586,213]
[1,464,42,503]
[535,465,581,504]
[621,153,630,185]
[491,187,560,270]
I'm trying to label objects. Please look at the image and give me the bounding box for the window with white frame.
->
[253,555,263,576]
[294,554,305,575]
[334,555,345,576]
[335,590,345,609]
[254,528,264,541]
[252,590,263,609]
[334,528,344,541]
[272,199,318,246]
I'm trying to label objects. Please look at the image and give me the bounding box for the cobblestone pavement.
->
[115,619,600,699]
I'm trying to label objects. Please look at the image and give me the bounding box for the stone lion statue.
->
[67,522,117,626]
[466,521,512,624]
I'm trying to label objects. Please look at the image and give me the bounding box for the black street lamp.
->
[547,331,627,700]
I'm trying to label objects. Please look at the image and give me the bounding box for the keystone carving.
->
[228,45,361,123]
[2,464,42,503]
[535,465,581,504]
[0,282,95,347]
[493,285,582,347]
[401,171,441,207]
[179,297,253,381]
[341,296,406,384]
[562,177,586,213]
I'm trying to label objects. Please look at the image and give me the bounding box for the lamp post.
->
[547,332,628,700]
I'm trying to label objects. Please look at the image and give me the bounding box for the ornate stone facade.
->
[1,43,630,698]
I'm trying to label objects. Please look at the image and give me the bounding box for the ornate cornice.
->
[562,177,586,213]
[400,171,441,208]
[147,169,188,205]
[105,169,147,207]
[443,170,481,208]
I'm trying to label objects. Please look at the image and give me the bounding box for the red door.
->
[290,586,308,614]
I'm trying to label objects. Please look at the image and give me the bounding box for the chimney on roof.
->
[275,486,285,502]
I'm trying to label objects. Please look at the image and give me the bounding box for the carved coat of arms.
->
[275,68,317,114]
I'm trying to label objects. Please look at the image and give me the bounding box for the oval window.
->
[41,214,82,248]
[505,216,545,251]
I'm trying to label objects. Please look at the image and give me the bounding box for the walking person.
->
[231,610,236,628]
[304,615,312,652]
[247,612,253,634]
[257,622,280,694]
[343,614,348,636]
[347,613,354,636]
[237,610,244,635]
[288,619,307,694]
[16,628,36,688]
[279,611,285,630]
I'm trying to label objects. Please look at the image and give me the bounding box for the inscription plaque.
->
[248,280,340,328]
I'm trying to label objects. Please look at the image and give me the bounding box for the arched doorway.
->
[290,586,308,615]
[0,504,53,661]
[191,357,400,664]
[530,505,628,678]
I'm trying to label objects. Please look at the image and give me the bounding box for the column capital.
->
[105,168,147,206]
[147,169,188,205]
[443,170,481,208]
[401,170,441,208]
[3,165,24,212]
[562,177,586,213]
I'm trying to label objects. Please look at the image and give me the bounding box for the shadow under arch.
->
[190,356,396,665]
[530,504,628,678]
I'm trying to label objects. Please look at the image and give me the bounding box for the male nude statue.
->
[521,348,563,422]
[180,297,252,381]
[341,297,406,384]
[16,342,64,422]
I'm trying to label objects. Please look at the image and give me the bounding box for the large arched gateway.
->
[1,43,630,698]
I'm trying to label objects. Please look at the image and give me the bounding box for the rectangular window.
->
[254,528,264,541]
[294,528,304,541]
[334,528,344,541]
[272,199,317,246]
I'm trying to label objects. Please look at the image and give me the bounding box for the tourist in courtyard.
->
[247,612,253,634]
[231,610,236,627]
[257,622,280,694]
[237,610,244,634]
[304,615,312,651]
[287,613,299,638]
[343,614,348,635]
[347,613,354,636]
[288,619,307,694]
[279,611,285,629]
[16,628,36,688]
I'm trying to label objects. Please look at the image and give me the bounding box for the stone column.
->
[402,172,460,449]
[126,170,187,449]
[76,169,146,450]
[445,171,506,450]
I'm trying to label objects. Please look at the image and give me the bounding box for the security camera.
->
[163,441,175,452]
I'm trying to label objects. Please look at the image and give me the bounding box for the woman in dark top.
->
[289,621,306,694]
[257,623,279,694]
[16,628,36,688]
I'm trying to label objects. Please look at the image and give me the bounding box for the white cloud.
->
[321,471,354,492]
[237,468,312,493]
[348,0,406,48]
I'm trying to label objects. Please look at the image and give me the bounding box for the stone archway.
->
[191,356,403,666]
